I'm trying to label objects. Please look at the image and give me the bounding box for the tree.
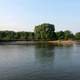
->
[27,32,34,41]
[64,30,74,40]
[56,30,74,40]
[75,32,80,40]
[0,31,15,41]
[34,23,56,40]
[56,31,65,40]
[15,32,34,41]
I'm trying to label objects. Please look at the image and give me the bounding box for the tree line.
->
[0,31,34,41]
[0,23,80,41]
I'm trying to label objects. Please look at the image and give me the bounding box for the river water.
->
[0,43,80,80]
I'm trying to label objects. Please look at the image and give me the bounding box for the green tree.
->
[0,31,15,41]
[34,23,56,40]
[56,31,65,40]
[14,32,34,41]
[75,32,80,40]
[64,30,74,40]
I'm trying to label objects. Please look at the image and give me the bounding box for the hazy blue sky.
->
[0,0,80,33]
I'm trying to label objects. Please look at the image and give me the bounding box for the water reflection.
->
[0,44,80,80]
[35,43,55,64]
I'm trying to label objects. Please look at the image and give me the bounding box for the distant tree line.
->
[0,23,80,41]
[55,30,75,40]
[0,31,34,41]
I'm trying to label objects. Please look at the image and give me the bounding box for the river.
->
[0,43,80,80]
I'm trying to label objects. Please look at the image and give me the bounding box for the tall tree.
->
[34,23,56,40]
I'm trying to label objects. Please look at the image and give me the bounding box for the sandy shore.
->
[48,40,75,46]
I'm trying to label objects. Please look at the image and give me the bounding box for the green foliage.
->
[75,32,80,40]
[0,23,78,41]
[64,30,74,40]
[34,23,56,40]
[0,31,34,41]
[0,31,15,41]
[56,30,74,40]
[56,31,65,40]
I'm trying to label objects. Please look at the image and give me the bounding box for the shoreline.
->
[48,40,75,46]
[0,40,79,45]
[0,41,48,45]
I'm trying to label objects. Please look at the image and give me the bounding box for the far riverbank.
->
[0,40,80,45]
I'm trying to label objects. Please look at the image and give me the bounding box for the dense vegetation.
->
[34,23,56,40]
[0,23,80,41]
[56,30,75,40]
[75,32,80,40]
[0,31,34,41]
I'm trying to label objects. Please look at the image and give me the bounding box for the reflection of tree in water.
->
[35,43,55,64]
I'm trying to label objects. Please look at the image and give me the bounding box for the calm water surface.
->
[0,43,80,80]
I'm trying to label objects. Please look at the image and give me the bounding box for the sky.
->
[0,0,80,33]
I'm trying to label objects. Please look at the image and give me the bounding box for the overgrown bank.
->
[0,23,80,41]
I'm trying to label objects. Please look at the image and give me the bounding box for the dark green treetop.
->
[75,32,80,40]
[34,23,56,40]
